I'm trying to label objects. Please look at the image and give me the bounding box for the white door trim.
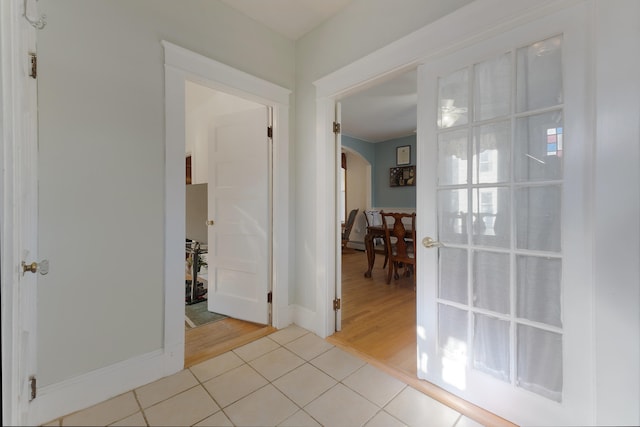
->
[162,42,292,371]
[1,0,38,425]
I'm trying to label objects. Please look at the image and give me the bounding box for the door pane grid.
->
[437,37,564,401]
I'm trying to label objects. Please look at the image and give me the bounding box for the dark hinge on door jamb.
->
[267,126,273,138]
[333,121,341,134]
[267,291,273,303]
[29,53,37,79]
[333,298,341,310]
[29,376,36,400]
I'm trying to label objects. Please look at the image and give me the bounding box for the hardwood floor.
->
[184,317,274,368]
[329,249,417,376]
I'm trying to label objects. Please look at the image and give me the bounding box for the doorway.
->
[331,69,418,376]
[183,81,276,365]
[162,41,291,372]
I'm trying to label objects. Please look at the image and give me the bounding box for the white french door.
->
[207,106,271,325]
[416,4,594,426]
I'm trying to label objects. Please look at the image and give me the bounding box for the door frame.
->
[314,0,576,338]
[1,0,39,425]
[162,41,291,370]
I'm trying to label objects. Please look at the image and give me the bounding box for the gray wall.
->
[342,134,417,208]
[373,134,416,208]
[36,0,294,387]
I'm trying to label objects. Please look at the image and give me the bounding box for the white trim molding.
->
[29,350,167,426]
[162,41,293,364]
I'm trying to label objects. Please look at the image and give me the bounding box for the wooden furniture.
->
[342,208,359,249]
[364,212,414,278]
[362,210,388,277]
[382,212,416,286]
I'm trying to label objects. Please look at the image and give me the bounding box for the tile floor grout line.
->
[194,338,315,424]
[196,371,227,423]
[52,326,476,427]
[130,389,151,427]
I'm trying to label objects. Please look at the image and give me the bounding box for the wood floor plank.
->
[334,249,418,376]
[184,318,274,367]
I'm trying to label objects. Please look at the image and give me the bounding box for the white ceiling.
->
[340,69,417,143]
[219,0,354,40]
[220,0,418,143]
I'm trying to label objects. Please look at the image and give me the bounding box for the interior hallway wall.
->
[36,0,294,388]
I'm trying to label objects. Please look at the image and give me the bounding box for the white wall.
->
[593,1,640,423]
[36,0,294,389]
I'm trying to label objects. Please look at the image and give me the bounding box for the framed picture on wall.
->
[396,145,411,165]
[390,166,416,187]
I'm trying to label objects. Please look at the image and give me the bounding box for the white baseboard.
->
[273,304,293,330]
[29,349,181,426]
[291,304,321,337]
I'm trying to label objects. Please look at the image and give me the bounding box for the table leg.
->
[364,232,375,277]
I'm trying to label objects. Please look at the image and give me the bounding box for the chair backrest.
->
[363,210,383,227]
[381,212,416,259]
[343,208,359,241]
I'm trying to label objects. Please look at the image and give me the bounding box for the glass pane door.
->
[435,35,565,402]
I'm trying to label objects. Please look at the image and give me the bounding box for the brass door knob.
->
[422,237,443,248]
[22,261,37,274]
[22,260,49,275]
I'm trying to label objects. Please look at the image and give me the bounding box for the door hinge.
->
[333,298,341,310]
[333,121,341,134]
[267,291,273,303]
[29,53,37,79]
[267,126,273,138]
[29,376,36,400]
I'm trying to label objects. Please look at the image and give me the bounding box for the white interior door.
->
[416,4,594,426]
[1,1,39,423]
[207,106,271,325]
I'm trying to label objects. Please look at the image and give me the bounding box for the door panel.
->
[207,107,270,325]
[417,5,593,425]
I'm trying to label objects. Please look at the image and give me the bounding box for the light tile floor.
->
[44,325,483,427]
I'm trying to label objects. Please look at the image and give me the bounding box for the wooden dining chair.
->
[381,212,416,287]
[363,210,388,268]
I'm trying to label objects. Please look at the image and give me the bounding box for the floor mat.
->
[185,300,227,329]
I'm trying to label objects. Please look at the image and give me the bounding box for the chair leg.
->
[386,260,393,284]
